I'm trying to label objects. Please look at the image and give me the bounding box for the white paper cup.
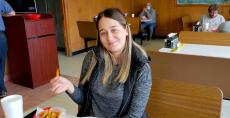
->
[1,94,23,118]
[203,22,209,32]
[124,13,128,17]
[131,13,135,18]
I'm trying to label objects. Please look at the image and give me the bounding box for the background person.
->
[50,8,152,117]
[139,2,156,40]
[0,0,15,98]
[199,4,225,32]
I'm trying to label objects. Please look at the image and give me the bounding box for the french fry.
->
[47,110,51,118]
[39,108,62,118]
[40,110,48,118]
[56,68,60,77]
[56,112,61,118]
[51,112,55,118]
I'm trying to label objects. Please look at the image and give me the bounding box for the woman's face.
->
[98,17,128,56]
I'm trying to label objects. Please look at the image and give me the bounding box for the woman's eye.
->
[100,31,107,36]
[111,28,118,33]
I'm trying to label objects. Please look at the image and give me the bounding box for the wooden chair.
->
[77,21,97,50]
[181,15,193,31]
[179,31,230,46]
[127,17,142,45]
[146,78,223,118]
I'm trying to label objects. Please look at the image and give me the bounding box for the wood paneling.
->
[61,0,132,56]
[61,0,230,54]
[133,0,230,36]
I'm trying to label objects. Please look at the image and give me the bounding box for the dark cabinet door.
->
[28,35,58,87]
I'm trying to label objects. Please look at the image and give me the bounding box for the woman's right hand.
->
[50,76,75,94]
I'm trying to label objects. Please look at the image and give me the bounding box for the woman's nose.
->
[106,32,113,40]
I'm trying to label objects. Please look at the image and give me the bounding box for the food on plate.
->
[39,110,60,118]
[56,68,60,77]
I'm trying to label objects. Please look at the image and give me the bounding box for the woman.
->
[50,8,152,118]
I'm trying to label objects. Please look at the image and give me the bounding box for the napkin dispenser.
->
[164,33,178,49]
[193,21,202,32]
[193,24,202,32]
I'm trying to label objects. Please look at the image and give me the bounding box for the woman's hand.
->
[50,76,75,94]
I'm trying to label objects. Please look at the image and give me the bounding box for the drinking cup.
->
[1,95,23,118]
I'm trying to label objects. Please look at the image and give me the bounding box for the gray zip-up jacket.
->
[68,45,152,118]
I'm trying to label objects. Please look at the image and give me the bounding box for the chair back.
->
[181,15,193,31]
[127,17,140,35]
[146,78,223,118]
[77,21,97,39]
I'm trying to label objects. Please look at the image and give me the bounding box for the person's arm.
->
[146,11,152,20]
[139,10,145,20]
[1,0,15,17]
[67,50,95,105]
[220,15,225,24]
[145,9,154,21]
[2,11,15,17]
[149,9,156,22]
[121,63,152,118]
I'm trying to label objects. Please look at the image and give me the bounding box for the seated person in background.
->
[50,8,152,117]
[139,2,156,40]
[218,21,230,33]
[199,4,225,32]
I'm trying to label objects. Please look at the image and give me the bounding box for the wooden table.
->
[24,93,78,118]
[148,43,230,99]
[159,43,230,58]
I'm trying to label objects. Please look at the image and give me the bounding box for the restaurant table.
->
[24,93,78,118]
[149,43,230,99]
[159,43,230,58]
[141,19,152,22]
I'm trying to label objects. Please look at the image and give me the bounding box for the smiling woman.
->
[50,8,152,118]
[98,17,128,63]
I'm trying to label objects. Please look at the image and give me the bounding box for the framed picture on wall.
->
[177,0,230,4]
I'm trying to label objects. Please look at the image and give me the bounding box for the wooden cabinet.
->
[4,14,59,88]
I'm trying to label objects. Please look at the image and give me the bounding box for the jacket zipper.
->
[82,84,91,115]
[118,72,137,117]
[82,64,99,115]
